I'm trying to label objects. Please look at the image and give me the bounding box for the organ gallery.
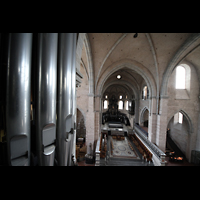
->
[0,33,200,166]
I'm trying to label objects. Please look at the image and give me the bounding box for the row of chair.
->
[129,134,152,162]
[99,133,107,158]
[127,140,134,152]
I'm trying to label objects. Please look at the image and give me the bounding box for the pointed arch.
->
[160,33,200,97]
[84,34,94,95]
[167,109,194,134]
[95,33,128,90]
[140,106,149,125]
[76,106,86,126]
[97,59,157,99]
[102,80,139,100]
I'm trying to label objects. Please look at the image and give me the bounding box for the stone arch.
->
[166,109,194,161]
[76,107,86,139]
[140,106,149,126]
[97,59,157,99]
[160,33,200,97]
[76,33,86,71]
[76,33,94,95]
[102,80,138,100]
[84,34,94,95]
[167,109,194,135]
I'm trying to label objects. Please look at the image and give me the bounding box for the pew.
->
[129,134,152,162]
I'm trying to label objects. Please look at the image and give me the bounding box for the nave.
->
[99,135,154,166]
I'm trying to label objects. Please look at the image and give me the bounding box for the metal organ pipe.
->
[36,33,58,166]
[57,33,76,166]
[71,33,77,164]
[4,33,77,166]
[6,33,32,166]
[67,33,77,166]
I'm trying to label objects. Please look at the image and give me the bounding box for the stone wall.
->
[158,62,200,161]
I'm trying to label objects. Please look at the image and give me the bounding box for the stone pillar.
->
[156,96,168,152]
[86,95,95,154]
[148,97,157,144]
[196,108,200,151]
[135,98,139,124]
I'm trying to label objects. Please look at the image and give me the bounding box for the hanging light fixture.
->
[117,75,121,79]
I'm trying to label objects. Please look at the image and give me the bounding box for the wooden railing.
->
[129,134,152,162]
[134,124,166,166]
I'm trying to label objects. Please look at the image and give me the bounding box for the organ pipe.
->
[57,33,75,166]
[35,33,58,166]
[6,33,32,166]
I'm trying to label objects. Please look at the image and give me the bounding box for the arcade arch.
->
[166,110,194,160]
[140,107,149,127]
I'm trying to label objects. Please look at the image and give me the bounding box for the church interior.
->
[0,33,200,166]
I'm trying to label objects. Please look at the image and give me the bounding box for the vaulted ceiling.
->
[83,33,200,97]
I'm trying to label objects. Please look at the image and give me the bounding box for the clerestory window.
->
[176,66,186,89]
[175,64,191,99]
[118,100,123,110]
[104,100,108,109]
[142,86,149,100]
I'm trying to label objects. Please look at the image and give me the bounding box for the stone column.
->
[196,102,200,151]
[148,97,157,144]
[156,96,169,152]
[134,98,139,124]
[86,95,95,154]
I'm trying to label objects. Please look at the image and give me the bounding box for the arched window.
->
[174,112,183,124]
[118,100,123,110]
[142,86,149,100]
[103,100,108,109]
[176,66,186,89]
[179,112,183,124]
[125,100,129,110]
